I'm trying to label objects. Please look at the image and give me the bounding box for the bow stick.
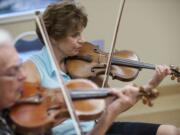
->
[102,0,126,87]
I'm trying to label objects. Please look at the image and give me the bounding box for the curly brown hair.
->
[36,1,88,44]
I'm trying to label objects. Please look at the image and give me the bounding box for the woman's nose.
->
[78,35,85,43]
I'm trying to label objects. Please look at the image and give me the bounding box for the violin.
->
[9,80,107,134]
[65,42,180,82]
[10,79,156,135]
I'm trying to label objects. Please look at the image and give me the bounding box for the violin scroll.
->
[170,65,180,82]
[66,42,180,83]
[137,85,159,107]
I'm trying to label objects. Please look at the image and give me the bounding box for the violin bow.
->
[35,11,83,135]
[102,0,126,87]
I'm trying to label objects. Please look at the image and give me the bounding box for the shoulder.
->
[0,116,14,135]
[23,60,41,83]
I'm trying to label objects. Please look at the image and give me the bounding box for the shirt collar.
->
[42,47,67,77]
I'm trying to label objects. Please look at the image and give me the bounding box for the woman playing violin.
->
[23,1,180,135]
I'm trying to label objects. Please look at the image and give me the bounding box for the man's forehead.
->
[0,44,15,56]
[0,29,12,45]
[0,45,19,69]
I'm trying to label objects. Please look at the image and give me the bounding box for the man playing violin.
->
[0,29,26,135]
[22,1,180,135]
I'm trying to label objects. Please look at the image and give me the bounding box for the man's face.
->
[0,44,26,109]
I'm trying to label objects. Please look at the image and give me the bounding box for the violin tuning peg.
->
[142,96,148,105]
[139,86,145,93]
[148,100,153,107]
[171,75,176,80]
[142,96,153,107]
[151,89,159,98]
[177,77,180,83]
[155,91,160,97]
[175,66,180,73]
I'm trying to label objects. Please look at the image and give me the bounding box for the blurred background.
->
[0,0,180,127]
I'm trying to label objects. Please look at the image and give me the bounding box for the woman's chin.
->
[69,51,79,56]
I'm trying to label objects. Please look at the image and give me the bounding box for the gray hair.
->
[0,29,13,47]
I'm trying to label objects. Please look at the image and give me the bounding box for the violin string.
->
[112,57,155,69]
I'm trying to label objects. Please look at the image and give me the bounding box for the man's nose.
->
[17,68,26,81]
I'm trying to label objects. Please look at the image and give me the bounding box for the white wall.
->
[0,0,180,87]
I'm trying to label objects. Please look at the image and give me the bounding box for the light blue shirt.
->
[30,47,95,135]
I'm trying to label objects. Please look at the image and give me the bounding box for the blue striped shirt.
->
[30,47,95,135]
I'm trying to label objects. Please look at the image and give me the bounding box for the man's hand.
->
[107,83,140,118]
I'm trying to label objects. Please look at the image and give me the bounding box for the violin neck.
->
[111,58,156,70]
[70,89,111,100]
